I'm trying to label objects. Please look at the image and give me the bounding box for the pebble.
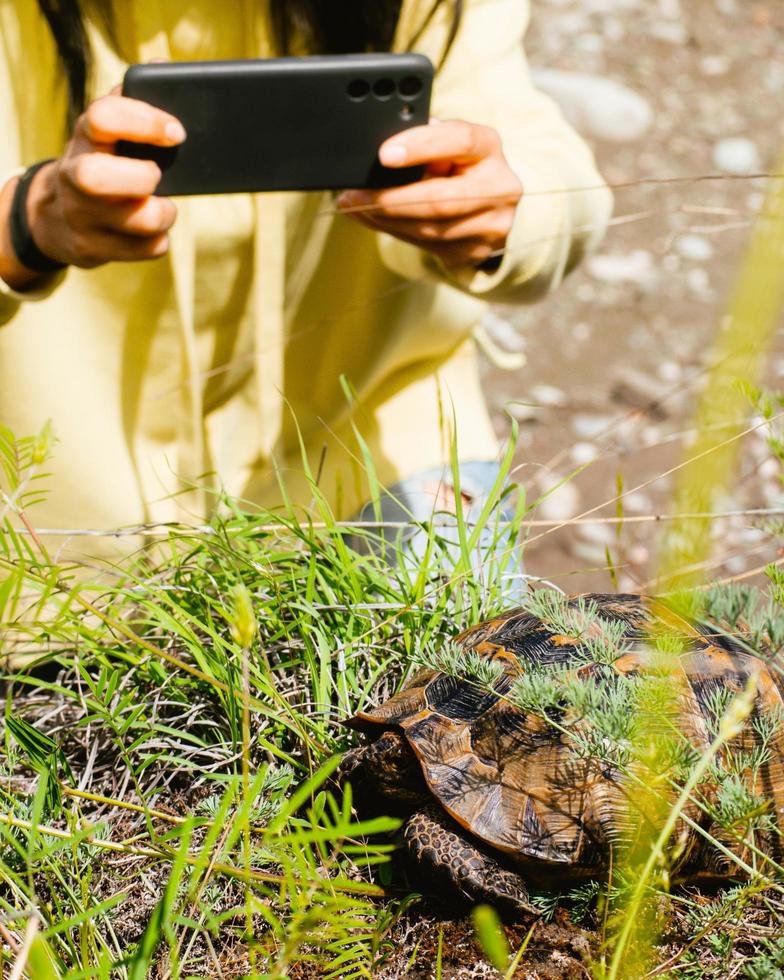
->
[712,137,761,176]
[584,0,643,11]
[576,283,597,303]
[628,545,650,565]
[529,383,568,408]
[658,0,682,18]
[532,69,653,142]
[649,21,689,44]
[765,62,784,94]
[571,542,610,566]
[758,458,780,481]
[687,267,712,296]
[579,522,615,546]
[739,526,766,545]
[746,191,765,212]
[506,401,538,423]
[623,491,654,514]
[658,361,682,383]
[570,442,599,465]
[571,414,614,439]
[675,234,714,262]
[535,479,581,522]
[587,249,657,287]
[576,34,606,54]
[699,55,731,76]
[480,310,526,352]
[611,367,675,419]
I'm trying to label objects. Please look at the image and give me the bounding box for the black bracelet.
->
[9,160,67,274]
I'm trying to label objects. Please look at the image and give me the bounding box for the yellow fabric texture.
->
[0,0,612,561]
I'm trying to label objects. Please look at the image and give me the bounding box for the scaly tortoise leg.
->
[403,804,539,918]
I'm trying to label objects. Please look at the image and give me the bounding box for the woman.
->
[0,1,611,562]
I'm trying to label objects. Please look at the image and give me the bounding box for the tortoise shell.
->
[348,593,784,881]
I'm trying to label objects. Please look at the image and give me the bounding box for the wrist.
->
[0,178,46,291]
[1,161,66,292]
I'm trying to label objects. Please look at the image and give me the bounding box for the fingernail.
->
[380,144,408,166]
[166,120,186,142]
[339,190,370,209]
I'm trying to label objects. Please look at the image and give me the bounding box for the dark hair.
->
[37,0,463,128]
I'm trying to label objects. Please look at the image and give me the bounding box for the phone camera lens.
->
[347,79,370,101]
[372,78,395,100]
[398,76,423,100]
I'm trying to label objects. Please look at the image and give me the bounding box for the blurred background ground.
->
[482,0,784,595]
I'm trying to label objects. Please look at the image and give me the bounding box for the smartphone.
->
[117,53,433,196]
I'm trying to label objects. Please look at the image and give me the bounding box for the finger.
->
[338,176,508,221]
[350,211,499,267]
[65,152,162,198]
[355,208,514,246]
[68,229,170,268]
[76,95,186,147]
[87,196,178,238]
[379,120,501,168]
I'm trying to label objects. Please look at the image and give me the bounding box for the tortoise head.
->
[339,729,430,814]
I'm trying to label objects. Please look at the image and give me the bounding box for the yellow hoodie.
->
[0,0,611,561]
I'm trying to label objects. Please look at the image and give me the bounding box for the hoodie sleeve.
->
[0,2,68,326]
[379,0,613,304]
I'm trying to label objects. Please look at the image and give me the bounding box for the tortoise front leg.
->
[403,805,539,919]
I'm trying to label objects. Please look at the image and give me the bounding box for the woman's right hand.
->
[3,92,186,285]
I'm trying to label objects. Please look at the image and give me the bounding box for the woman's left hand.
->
[337,120,522,269]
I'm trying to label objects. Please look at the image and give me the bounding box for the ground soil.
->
[482,0,784,595]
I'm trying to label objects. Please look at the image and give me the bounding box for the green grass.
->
[1,435,783,977]
[0,426,533,977]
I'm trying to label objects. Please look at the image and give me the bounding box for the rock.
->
[658,361,682,383]
[531,69,653,143]
[658,0,682,17]
[480,309,526,352]
[535,478,581,523]
[650,22,689,44]
[571,541,609,565]
[576,34,605,54]
[578,522,615,547]
[611,367,676,419]
[758,458,780,481]
[712,137,761,176]
[700,55,731,76]
[628,545,650,565]
[529,383,568,408]
[687,267,713,297]
[570,442,599,465]
[675,234,714,262]
[765,62,784,94]
[587,249,657,287]
[623,491,654,514]
[571,414,614,440]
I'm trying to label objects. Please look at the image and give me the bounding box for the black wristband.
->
[9,160,67,275]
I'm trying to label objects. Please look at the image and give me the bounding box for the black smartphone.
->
[117,53,434,196]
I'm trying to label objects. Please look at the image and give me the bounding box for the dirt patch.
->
[375,910,594,980]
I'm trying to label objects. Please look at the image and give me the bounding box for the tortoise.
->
[341,593,784,915]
